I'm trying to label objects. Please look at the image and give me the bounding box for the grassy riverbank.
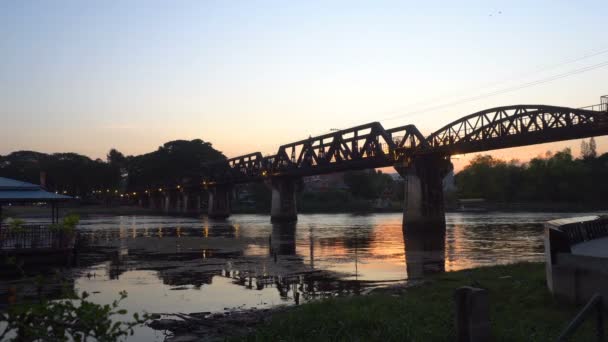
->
[244,263,598,341]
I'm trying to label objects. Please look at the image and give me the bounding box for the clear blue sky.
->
[1,0,607,169]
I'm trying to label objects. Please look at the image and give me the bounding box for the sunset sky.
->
[1,1,607,172]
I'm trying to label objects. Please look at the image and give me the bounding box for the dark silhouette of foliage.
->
[455,147,608,204]
[0,290,150,341]
[106,148,126,166]
[0,151,119,197]
[581,137,597,160]
[125,139,225,190]
[0,139,225,197]
[343,170,394,199]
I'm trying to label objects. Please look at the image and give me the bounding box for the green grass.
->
[242,263,600,341]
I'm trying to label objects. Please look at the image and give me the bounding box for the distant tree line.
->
[0,151,120,197]
[0,139,225,198]
[343,170,398,200]
[455,138,608,204]
[3,136,606,206]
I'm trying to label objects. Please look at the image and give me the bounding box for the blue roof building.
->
[0,177,72,226]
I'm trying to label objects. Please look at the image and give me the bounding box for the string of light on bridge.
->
[86,182,216,198]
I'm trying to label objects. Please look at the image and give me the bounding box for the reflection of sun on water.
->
[445,224,477,271]
[293,216,409,282]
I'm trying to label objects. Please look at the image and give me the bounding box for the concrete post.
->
[208,185,231,219]
[270,177,298,223]
[454,287,492,342]
[396,154,452,227]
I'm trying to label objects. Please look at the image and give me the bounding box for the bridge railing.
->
[580,104,607,112]
[580,97,608,112]
[0,225,75,250]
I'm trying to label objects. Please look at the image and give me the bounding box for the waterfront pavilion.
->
[0,177,72,229]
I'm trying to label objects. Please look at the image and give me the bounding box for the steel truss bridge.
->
[206,98,608,185]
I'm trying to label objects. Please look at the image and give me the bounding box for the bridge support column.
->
[396,154,452,227]
[270,177,298,223]
[208,185,231,219]
[152,194,161,210]
[163,194,171,213]
[148,194,156,209]
[176,195,182,213]
[195,194,202,214]
[181,193,189,213]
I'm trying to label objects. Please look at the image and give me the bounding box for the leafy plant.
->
[7,218,26,234]
[0,290,150,341]
[49,214,80,233]
[62,213,80,231]
[48,223,64,231]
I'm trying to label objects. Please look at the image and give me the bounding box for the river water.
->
[4,211,607,340]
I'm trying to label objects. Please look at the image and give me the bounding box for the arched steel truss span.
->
[206,101,608,184]
[424,105,608,155]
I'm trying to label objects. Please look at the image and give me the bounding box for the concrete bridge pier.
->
[181,192,189,213]
[195,194,202,214]
[396,154,452,227]
[141,194,151,209]
[148,193,158,210]
[270,177,299,223]
[208,185,232,219]
[154,193,163,210]
[184,191,203,214]
[176,194,182,213]
[163,193,171,213]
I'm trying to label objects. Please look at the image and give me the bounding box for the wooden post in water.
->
[454,286,492,342]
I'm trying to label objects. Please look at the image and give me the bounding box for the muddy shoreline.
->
[148,306,290,342]
[146,279,428,342]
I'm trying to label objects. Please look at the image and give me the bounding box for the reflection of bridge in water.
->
[74,211,551,309]
[80,217,448,304]
[136,97,608,229]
